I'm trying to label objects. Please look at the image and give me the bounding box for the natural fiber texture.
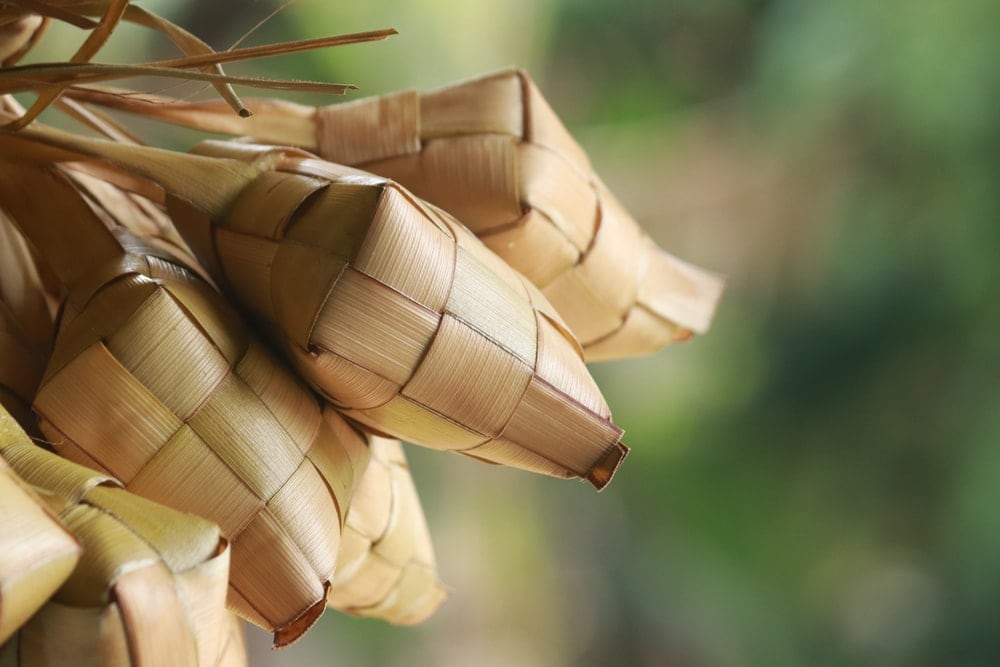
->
[0,210,53,430]
[162,140,626,489]
[316,68,725,360]
[66,166,195,263]
[216,613,248,667]
[0,163,370,646]
[68,162,451,624]
[0,217,76,646]
[68,69,725,360]
[329,437,448,624]
[0,434,80,645]
[0,405,241,666]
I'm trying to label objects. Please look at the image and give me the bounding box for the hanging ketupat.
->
[0,162,370,646]
[329,436,449,624]
[0,0,722,658]
[71,160,451,627]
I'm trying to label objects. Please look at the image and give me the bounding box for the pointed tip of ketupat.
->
[587,440,629,491]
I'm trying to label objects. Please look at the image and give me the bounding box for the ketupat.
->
[74,159,451,626]
[0,162,370,646]
[0,212,81,648]
[168,140,627,489]
[330,436,449,624]
[0,405,244,666]
[64,68,725,360]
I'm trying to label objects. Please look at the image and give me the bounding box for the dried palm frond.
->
[0,405,242,665]
[0,0,395,128]
[0,122,627,489]
[0,161,371,646]
[330,437,448,624]
[63,68,725,360]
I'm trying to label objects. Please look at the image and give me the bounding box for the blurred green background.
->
[30,0,1000,664]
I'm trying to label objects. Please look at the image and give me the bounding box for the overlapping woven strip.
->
[0,407,243,666]
[314,68,724,360]
[167,141,627,489]
[0,444,80,646]
[0,164,370,646]
[330,436,448,623]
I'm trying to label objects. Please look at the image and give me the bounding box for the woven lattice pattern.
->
[314,68,724,360]
[0,165,370,645]
[166,143,627,489]
[330,436,448,623]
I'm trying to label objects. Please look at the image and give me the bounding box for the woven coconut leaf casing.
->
[0,163,370,646]
[165,141,627,489]
[329,436,448,624]
[0,210,52,431]
[0,442,80,647]
[76,161,451,627]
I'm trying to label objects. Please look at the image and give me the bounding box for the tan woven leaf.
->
[74,168,453,625]
[329,437,448,624]
[0,432,80,645]
[316,69,725,360]
[162,141,627,489]
[0,405,244,666]
[0,163,370,646]
[66,68,725,360]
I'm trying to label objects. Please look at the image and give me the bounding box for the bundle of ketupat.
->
[0,156,448,643]
[0,126,629,489]
[0,0,723,654]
